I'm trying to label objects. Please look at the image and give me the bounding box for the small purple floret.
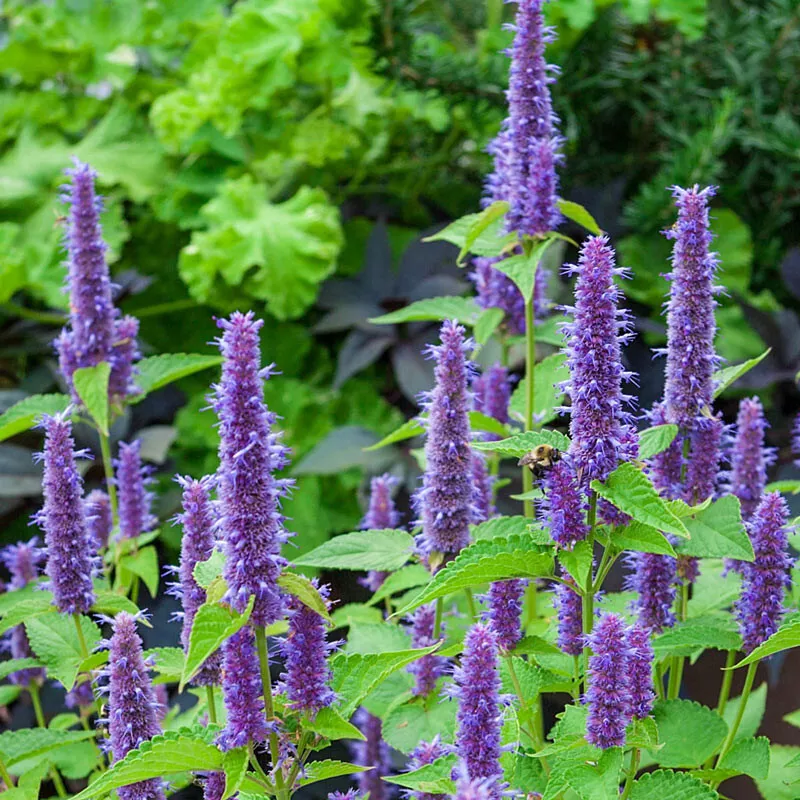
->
[353,708,392,800]
[408,737,451,800]
[730,398,774,520]
[85,490,113,551]
[625,551,676,633]
[540,458,589,548]
[472,363,511,435]
[487,580,526,651]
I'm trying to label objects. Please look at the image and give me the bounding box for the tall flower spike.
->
[585,613,630,749]
[214,312,291,626]
[407,738,450,800]
[219,626,271,749]
[625,625,655,721]
[661,185,720,428]
[35,413,96,614]
[361,474,401,592]
[487,579,526,651]
[540,458,589,548]
[472,454,495,523]
[407,603,447,697]
[106,612,165,800]
[1,538,46,685]
[553,570,583,656]
[175,475,221,686]
[736,493,792,653]
[414,320,476,560]
[281,582,335,716]
[562,236,638,488]
[108,315,141,401]
[115,440,157,541]
[625,551,676,633]
[353,708,392,800]
[85,490,113,551]
[730,398,774,520]
[472,363,511,441]
[454,624,503,795]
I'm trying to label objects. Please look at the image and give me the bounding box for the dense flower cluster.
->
[361,473,402,592]
[408,603,447,697]
[730,398,774,520]
[487,579,525,651]
[472,363,512,434]
[115,440,157,541]
[625,550,677,633]
[408,738,450,800]
[540,458,589,547]
[553,570,583,656]
[353,708,392,800]
[472,454,495,523]
[84,489,113,551]
[626,625,656,721]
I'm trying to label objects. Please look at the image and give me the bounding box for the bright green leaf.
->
[424,213,515,259]
[677,496,753,561]
[73,363,111,434]
[304,706,366,742]
[732,622,800,668]
[0,658,44,681]
[384,753,458,793]
[194,550,226,589]
[293,530,414,572]
[638,424,679,460]
[382,698,458,754]
[25,614,101,690]
[298,759,370,787]
[628,769,718,800]
[653,615,741,657]
[755,746,800,800]
[471,515,532,541]
[91,588,140,616]
[509,353,569,427]
[650,700,728,768]
[145,647,185,684]
[131,353,223,403]
[473,429,571,459]
[222,746,249,800]
[363,418,424,452]
[120,545,160,597]
[492,239,556,303]
[277,572,332,623]
[474,307,505,345]
[0,729,96,768]
[557,200,603,235]
[605,520,676,556]
[565,746,623,800]
[458,201,511,264]
[0,394,70,443]
[469,411,510,439]
[712,349,771,399]
[369,296,480,326]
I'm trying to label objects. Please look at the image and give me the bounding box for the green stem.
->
[522,297,536,519]
[620,748,640,800]
[486,0,504,29]
[206,685,218,725]
[464,588,478,622]
[73,613,90,660]
[581,493,598,691]
[130,299,196,318]
[433,597,444,640]
[249,743,273,788]
[571,655,581,701]
[255,627,285,794]
[713,661,758,777]
[98,432,118,523]
[654,661,666,701]
[285,730,313,794]
[0,757,13,787]
[667,583,690,699]
[29,682,68,798]
[0,302,65,325]
[716,650,737,716]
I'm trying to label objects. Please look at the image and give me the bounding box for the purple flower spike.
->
[472,364,511,442]
[553,570,583,657]
[281,582,335,716]
[213,312,292,627]
[684,415,724,506]
[505,0,563,237]
[408,738,451,800]
[115,440,157,541]
[220,626,270,750]
[35,413,96,615]
[84,490,113,551]
[414,320,477,559]
[108,315,141,401]
[1,538,46,684]
[585,613,630,749]
[562,236,638,488]
[625,625,655,720]
[454,778,497,800]
[625,552,677,633]
[175,475,221,686]
[202,772,226,800]
[472,454,495,523]
[661,186,721,428]
[361,474,401,592]
[454,624,503,794]
[407,604,447,697]
[649,402,685,501]
[731,398,774,520]
[540,459,589,548]
[106,612,165,800]
[353,708,392,800]
[736,493,792,653]
[487,579,526,651]
[329,791,363,800]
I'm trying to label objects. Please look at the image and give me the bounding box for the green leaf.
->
[331,604,384,630]
[363,418,424,451]
[564,746,623,800]
[145,647,185,684]
[345,622,411,654]
[714,736,771,780]
[628,769,719,800]
[424,211,516,259]
[471,515,532,541]
[331,646,440,718]
[0,394,70,443]
[501,657,575,700]
[293,530,414,571]
[120,545,160,597]
[0,685,22,707]
[712,349,771,399]
[396,536,553,616]
[304,706,365,742]
[469,410,510,439]
[25,614,101,690]
[180,595,254,690]
[3,760,49,798]
[91,588,141,616]
[688,561,742,618]
[557,200,603,235]
[509,353,569,427]
[384,753,458,793]
[492,238,556,303]
[474,307,505,345]
[73,363,111,434]
[0,658,44,681]
[677,496,753,561]
[627,717,660,750]
[756,746,800,800]
[298,759,370,787]
[458,201,511,264]
[0,582,45,616]
[473,429,571,459]
[132,353,223,403]
[0,729,96,768]
[638,424,680,460]
[69,728,223,800]
[766,480,800,495]
[369,296,479,326]
[194,550,226,589]
[732,622,800,668]
[382,698,458,754]
[277,572,332,623]
[651,700,728,767]
[723,683,767,742]
[368,565,431,607]
[222,746,249,800]
[591,462,689,538]
[604,520,676,556]
[0,593,54,636]
[653,615,741,657]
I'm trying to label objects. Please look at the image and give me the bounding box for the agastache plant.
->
[730,397,774,519]
[407,738,450,800]
[353,709,393,800]
[407,603,447,696]
[553,570,583,656]
[361,473,401,592]
[84,489,113,551]
[472,363,511,438]
[115,440,157,541]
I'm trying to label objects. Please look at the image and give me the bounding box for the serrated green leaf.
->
[346,622,411,654]
[363,418,425,451]
[120,545,160,597]
[458,201,511,264]
[4,759,49,798]
[423,211,516,259]
[653,615,741,657]
[298,759,370,787]
[180,595,254,690]
[474,307,505,345]
[222,746,249,800]
[0,394,70,443]
[0,658,44,681]
[331,603,384,630]
[91,588,140,616]
[293,529,414,571]
[677,495,752,561]
[382,698,458,754]
[25,614,101,690]
[469,410,510,438]
[368,564,431,607]
[688,561,742,618]
[132,353,223,403]
[591,462,689,538]
[0,582,45,616]
[145,647,185,684]
[564,746,623,800]
[0,728,96,767]
[723,683,767,742]
[715,736,770,780]
[732,622,800,668]
[629,769,719,800]
[604,520,676,556]
[638,424,680,460]
[194,550,226,589]
[558,540,594,591]
[396,536,553,616]
[627,716,660,749]
[384,753,458,793]
[305,706,366,741]
[473,429,571,458]
[756,745,800,800]
[509,353,569,427]
[712,349,771,399]
[73,363,111,434]
[0,593,54,636]
[277,572,332,623]
[501,657,575,701]
[557,200,602,235]
[369,296,480,326]
[492,239,556,303]
[0,685,22,707]
[651,700,728,767]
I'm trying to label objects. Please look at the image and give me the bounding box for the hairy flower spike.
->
[731,398,774,520]
[540,459,589,548]
[553,570,583,656]
[625,625,655,720]
[472,364,511,441]
[562,236,638,488]
[454,778,497,800]
[736,493,792,653]
[329,792,363,800]
[625,552,677,633]
[106,612,165,800]
[108,315,141,400]
[115,440,157,541]
[213,312,292,626]
[35,413,96,615]
[353,708,392,800]
[408,738,451,800]
[407,604,447,697]
[661,185,720,428]
[84,490,112,551]
[487,579,526,651]
[175,475,221,686]
[414,320,477,559]
[361,474,401,592]
[472,454,495,523]
[585,613,630,749]
[454,624,503,794]
[202,773,226,800]
[220,626,271,749]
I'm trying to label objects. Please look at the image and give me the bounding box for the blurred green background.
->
[1,0,799,556]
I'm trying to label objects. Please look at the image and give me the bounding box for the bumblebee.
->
[518,444,561,478]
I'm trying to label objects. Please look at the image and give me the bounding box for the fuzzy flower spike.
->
[105,612,165,800]
[730,397,774,520]
[361,473,401,592]
[115,440,157,541]
[34,413,96,615]
[414,320,477,561]
[562,236,638,490]
[213,311,292,626]
[85,489,113,551]
[353,708,393,800]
